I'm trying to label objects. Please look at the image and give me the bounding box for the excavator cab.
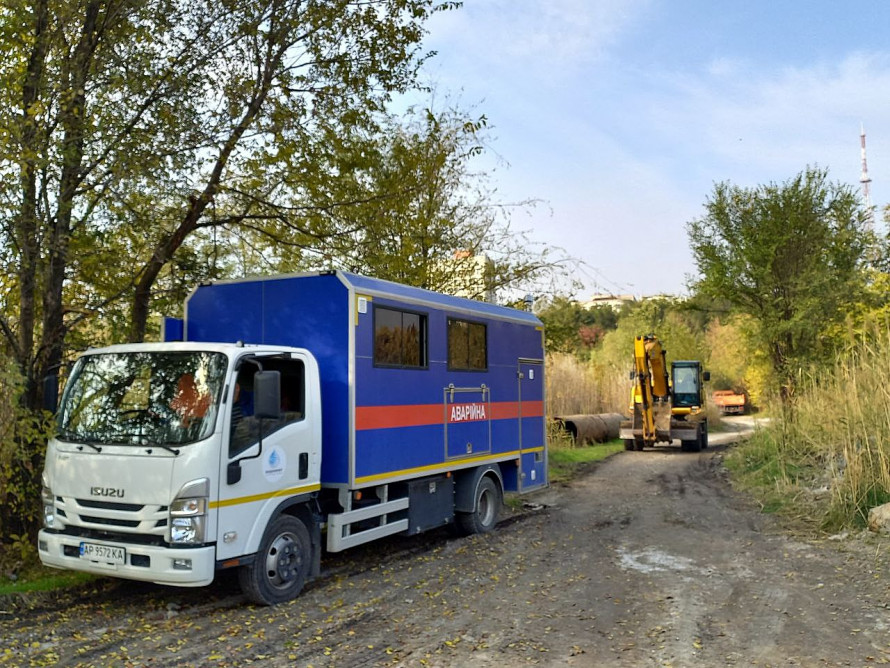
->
[671,361,709,410]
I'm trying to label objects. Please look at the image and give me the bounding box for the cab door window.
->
[229,357,305,457]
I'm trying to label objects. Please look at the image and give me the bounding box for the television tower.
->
[860,123,874,229]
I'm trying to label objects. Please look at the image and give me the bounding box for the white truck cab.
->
[39,341,322,600]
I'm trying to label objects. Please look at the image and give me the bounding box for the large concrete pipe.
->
[553,413,624,444]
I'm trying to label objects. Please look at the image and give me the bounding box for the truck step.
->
[326,497,410,552]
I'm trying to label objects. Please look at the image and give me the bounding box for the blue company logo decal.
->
[264,446,286,482]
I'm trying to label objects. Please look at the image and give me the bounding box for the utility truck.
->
[619,334,709,453]
[38,271,547,605]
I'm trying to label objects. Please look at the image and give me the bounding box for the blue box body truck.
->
[38,271,546,604]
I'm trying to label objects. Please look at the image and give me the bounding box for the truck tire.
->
[456,476,501,535]
[701,421,709,449]
[240,515,310,605]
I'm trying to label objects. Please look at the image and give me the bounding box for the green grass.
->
[549,439,625,484]
[0,567,95,596]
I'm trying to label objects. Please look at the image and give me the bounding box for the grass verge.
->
[549,440,625,484]
[547,421,624,484]
[0,567,95,596]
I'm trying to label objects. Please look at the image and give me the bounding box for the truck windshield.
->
[57,351,228,447]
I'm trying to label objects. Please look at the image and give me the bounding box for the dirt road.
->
[2,422,888,666]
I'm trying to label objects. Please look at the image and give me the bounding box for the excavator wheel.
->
[623,438,635,451]
[680,425,703,453]
[634,437,645,451]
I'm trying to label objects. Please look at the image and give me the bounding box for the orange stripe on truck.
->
[355,401,543,430]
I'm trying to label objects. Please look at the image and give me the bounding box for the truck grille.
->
[56,496,169,538]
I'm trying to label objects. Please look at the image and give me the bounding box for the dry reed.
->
[545,353,628,417]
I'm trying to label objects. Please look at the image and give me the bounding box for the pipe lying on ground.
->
[553,413,625,444]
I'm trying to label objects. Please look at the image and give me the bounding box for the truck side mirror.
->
[702,371,711,382]
[254,370,281,419]
[43,374,59,414]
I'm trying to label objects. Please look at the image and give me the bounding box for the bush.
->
[726,322,890,530]
[0,363,54,572]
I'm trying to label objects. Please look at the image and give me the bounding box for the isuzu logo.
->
[90,486,125,498]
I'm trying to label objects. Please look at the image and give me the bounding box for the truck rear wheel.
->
[456,476,501,535]
[240,515,310,605]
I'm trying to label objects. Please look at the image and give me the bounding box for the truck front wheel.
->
[240,515,310,605]
[456,476,501,535]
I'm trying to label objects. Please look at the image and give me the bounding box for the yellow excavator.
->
[619,334,710,452]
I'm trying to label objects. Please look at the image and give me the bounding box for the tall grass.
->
[727,324,890,530]
[546,352,628,417]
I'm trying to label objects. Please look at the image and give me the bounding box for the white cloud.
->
[651,52,890,191]
[425,0,652,76]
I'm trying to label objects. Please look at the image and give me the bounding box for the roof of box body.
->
[193,270,543,327]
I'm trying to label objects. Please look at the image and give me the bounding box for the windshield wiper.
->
[145,444,181,455]
[58,429,103,452]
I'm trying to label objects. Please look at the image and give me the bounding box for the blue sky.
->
[417,0,890,297]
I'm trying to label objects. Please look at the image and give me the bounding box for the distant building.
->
[434,251,496,303]
[581,293,636,310]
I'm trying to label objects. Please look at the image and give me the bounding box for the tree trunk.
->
[38,0,104,404]
[15,0,51,409]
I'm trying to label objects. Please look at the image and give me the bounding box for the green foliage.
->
[0,362,54,567]
[727,319,890,530]
[536,298,618,354]
[268,104,572,300]
[687,167,874,403]
[595,297,708,374]
[704,314,771,405]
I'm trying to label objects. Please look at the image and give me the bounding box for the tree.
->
[596,298,707,374]
[537,297,587,352]
[1,0,455,400]
[264,105,571,300]
[537,298,619,353]
[0,0,455,542]
[687,167,873,405]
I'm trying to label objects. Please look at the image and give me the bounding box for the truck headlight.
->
[42,484,55,529]
[170,514,206,544]
[169,478,209,545]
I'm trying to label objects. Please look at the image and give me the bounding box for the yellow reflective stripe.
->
[354,447,545,485]
[210,483,321,509]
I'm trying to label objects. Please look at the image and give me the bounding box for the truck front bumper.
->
[38,530,216,587]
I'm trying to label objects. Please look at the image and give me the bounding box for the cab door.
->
[214,354,320,561]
